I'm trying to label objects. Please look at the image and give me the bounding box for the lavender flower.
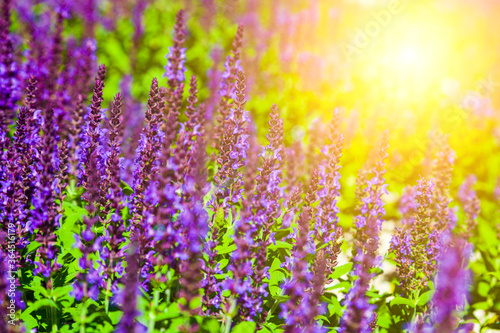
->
[116,245,145,333]
[203,71,250,318]
[432,135,457,231]
[307,249,328,332]
[280,210,316,332]
[430,237,472,332]
[223,202,257,322]
[78,69,105,186]
[131,78,164,280]
[200,223,223,315]
[249,104,284,323]
[400,185,418,225]
[457,175,480,239]
[71,151,103,301]
[390,179,440,294]
[178,140,209,316]
[171,75,201,181]
[209,70,250,212]
[339,250,377,333]
[316,114,344,281]
[68,94,86,174]
[354,130,389,255]
[213,25,244,150]
[99,94,126,293]
[30,108,62,278]
[410,236,472,332]
[0,0,22,131]
[280,169,320,331]
[340,131,389,333]
[164,10,186,91]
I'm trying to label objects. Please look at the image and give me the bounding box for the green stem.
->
[105,279,111,314]
[266,300,279,321]
[223,299,237,333]
[80,300,87,333]
[147,288,160,333]
[165,270,172,305]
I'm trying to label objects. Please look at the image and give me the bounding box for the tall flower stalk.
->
[340,130,389,333]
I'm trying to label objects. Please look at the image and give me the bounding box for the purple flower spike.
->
[163,10,186,90]
[409,236,472,332]
[432,134,457,232]
[116,245,146,333]
[78,69,105,187]
[457,174,480,239]
[390,179,439,294]
[316,112,344,281]
[340,130,389,333]
[30,108,61,277]
[99,93,126,287]
[131,78,165,279]
[210,70,250,213]
[0,0,22,131]
[72,151,103,301]
[213,25,244,150]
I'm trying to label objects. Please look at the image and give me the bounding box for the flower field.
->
[1,0,500,332]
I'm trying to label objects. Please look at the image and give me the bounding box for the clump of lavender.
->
[30,108,62,278]
[161,10,186,158]
[164,10,186,92]
[99,93,126,304]
[250,104,284,323]
[280,211,315,332]
[316,112,344,281]
[223,202,256,323]
[390,179,440,295]
[211,70,251,322]
[71,151,103,301]
[131,77,164,278]
[432,134,457,232]
[400,185,418,225]
[116,245,145,333]
[457,174,480,239]
[0,0,22,131]
[78,69,105,186]
[213,24,244,150]
[178,140,209,316]
[280,169,320,331]
[340,130,389,333]
[252,104,284,234]
[308,249,328,332]
[410,236,472,332]
[171,75,201,181]
[209,70,250,212]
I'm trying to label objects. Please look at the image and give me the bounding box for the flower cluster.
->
[0,3,490,333]
[390,179,441,294]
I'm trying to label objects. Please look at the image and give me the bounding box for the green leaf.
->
[390,297,416,308]
[24,298,60,315]
[107,311,123,325]
[417,290,434,306]
[329,263,353,280]
[326,281,351,293]
[19,312,38,331]
[269,241,293,251]
[25,241,41,254]
[326,297,342,316]
[214,206,226,228]
[216,243,236,255]
[232,321,256,333]
[473,301,491,310]
[272,295,290,302]
[200,317,220,333]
